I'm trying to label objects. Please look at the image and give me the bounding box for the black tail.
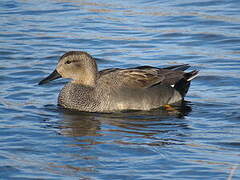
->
[174,70,199,97]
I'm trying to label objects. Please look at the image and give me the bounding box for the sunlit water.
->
[1,0,240,179]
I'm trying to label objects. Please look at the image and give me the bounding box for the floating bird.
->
[39,51,198,112]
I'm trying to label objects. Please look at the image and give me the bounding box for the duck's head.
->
[38,51,98,86]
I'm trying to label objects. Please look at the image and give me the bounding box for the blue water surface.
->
[0,0,240,179]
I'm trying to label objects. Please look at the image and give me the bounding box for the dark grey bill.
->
[38,69,62,85]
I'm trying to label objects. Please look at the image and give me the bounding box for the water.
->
[1,0,240,179]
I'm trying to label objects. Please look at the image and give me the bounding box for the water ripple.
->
[0,0,240,179]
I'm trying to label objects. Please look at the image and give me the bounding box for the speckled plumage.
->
[39,51,199,112]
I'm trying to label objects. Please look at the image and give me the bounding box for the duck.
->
[39,51,199,112]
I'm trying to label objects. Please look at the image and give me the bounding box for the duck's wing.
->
[99,68,121,76]
[133,64,198,85]
[127,66,190,87]
[163,64,190,71]
[134,64,190,71]
[99,67,164,88]
[99,65,198,89]
[117,68,166,88]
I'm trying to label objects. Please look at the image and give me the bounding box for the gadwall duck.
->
[39,51,198,112]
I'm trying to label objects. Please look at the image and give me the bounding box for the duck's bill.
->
[38,69,62,85]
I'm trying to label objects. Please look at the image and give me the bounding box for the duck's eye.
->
[65,60,71,64]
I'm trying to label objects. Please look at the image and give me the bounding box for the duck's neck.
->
[72,59,99,87]
[72,71,98,87]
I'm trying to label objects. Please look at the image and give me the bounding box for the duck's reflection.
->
[59,111,101,139]
[59,101,192,146]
